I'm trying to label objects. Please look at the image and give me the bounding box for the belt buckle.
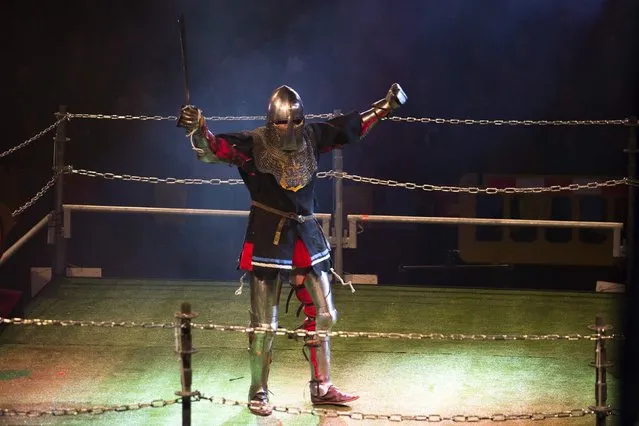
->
[297,215,306,223]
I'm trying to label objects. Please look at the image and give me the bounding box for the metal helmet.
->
[266,85,305,151]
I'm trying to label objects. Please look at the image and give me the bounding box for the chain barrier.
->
[318,171,628,194]
[0,317,622,421]
[67,166,627,195]
[196,394,617,422]
[4,113,631,216]
[0,115,68,159]
[66,113,335,122]
[0,397,181,418]
[0,317,175,329]
[69,167,244,185]
[388,116,632,126]
[67,113,178,121]
[192,323,626,342]
[0,317,625,342]
[7,165,627,221]
[0,394,617,421]
[65,112,634,127]
[202,113,336,121]
[10,166,71,218]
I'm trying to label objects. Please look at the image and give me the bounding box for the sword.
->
[176,14,204,154]
[178,13,190,106]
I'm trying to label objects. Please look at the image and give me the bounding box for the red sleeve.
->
[197,124,253,167]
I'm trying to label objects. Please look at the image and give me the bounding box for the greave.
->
[300,271,337,396]
[247,273,282,400]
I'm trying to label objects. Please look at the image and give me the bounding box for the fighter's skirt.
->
[236,204,333,275]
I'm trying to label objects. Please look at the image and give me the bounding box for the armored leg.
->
[301,270,358,405]
[247,271,282,416]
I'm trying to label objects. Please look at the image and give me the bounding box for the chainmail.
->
[252,126,318,191]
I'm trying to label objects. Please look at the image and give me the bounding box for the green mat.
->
[0,278,623,425]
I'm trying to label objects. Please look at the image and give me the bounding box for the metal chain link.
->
[318,171,628,195]
[66,112,633,127]
[0,317,175,328]
[68,113,178,121]
[66,113,335,121]
[0,317,624,342]
[70,167,244,185]
[1,395,618,421]
[189,323,625,342]
[10,166,70,218]
[195,394,612,422]
[68,166,628,195]
[0,397,181,418]
[203,113,335,121]
[388,116,632,126]
[0,115,68,159]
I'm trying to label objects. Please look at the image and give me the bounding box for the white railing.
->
[0,215,51,267]
[346,214,623,257]
[61,204,333,241]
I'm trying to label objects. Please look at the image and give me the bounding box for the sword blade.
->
[178,13,190,105]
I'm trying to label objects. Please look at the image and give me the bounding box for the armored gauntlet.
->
[360,83,407,137]
[177,105,204,135]
[177,105,209,155]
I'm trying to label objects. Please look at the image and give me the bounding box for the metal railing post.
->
[331,109,344,279]
[175,302,199,426]
[51,105,68,276]
[588,315,612,425]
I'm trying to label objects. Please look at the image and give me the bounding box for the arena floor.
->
[0,278,622,425]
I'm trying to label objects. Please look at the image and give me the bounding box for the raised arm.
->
[360,83,407,137]
[177,105,252,166]
[313,83,408,152]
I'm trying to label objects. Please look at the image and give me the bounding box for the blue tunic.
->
[192,111,362,275]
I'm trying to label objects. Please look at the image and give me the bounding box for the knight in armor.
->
[177,83,407,416]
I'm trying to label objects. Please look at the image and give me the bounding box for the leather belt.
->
[251,201,313,224]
